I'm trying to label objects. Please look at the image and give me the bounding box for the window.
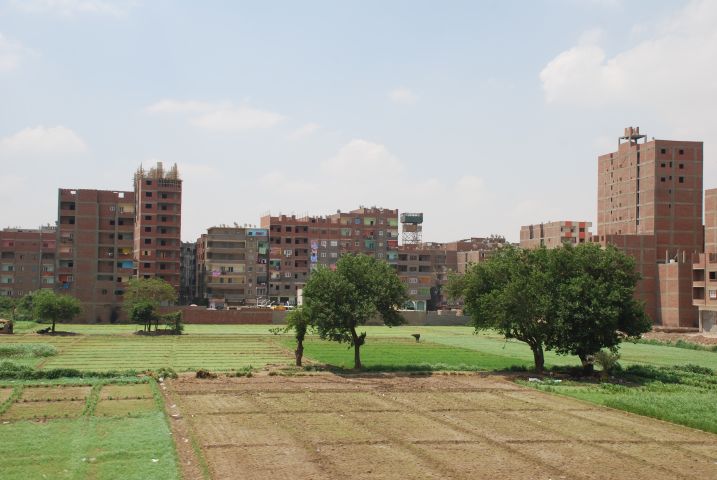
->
[321,240,327,247]
[145,203,152,209]
[146,180,152,186]
[679,163,684,169]
[660,177,666,182]
[660,148,666,154]
[330,252,337,258]
[284,272,292,278]
[144,227,151,232]
[409,278,418,284]
[709,271,717,281]
[144,215,151,221]
[143,262,150,268]
[145,192,152,197]
[321,252,327,258]
[144,239,151,244]
[110,220,115,226]
[679,177,684,183]
[660,163,666,168]
[710,290,717,300]
[330,240,338,247]
[679,149,684,155]
[379,231,384,236]
[101,289,108,295]
[410,289,418,295]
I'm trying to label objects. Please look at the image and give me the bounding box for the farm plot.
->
[0,380,179,480]
[39,334,294,371]
[167,373,717,480]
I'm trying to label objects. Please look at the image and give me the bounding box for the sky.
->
[0,0,715,243]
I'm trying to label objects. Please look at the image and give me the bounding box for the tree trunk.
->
[295,340,304,367]
[578,353,594,376]
[531,345,544,374]
[350,328,362,370]
[51,319,56,334]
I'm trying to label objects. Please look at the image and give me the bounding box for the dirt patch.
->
[0,387,13,404]
[643,331,717,346]
[165,372,717,480]
[100,384,153,400]
[20,385,92,402]
[1,400,85,420]
[95,398,157,416]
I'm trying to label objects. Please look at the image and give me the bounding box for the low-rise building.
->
[0,226,56,298]
[520,221,592,249]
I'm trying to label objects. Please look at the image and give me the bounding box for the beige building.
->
[520,221,592,249]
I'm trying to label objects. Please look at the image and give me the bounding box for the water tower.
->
[400,212,423,245]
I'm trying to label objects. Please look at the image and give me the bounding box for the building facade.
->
[0,227,56,298]
[179,241,196,304]
[133,162,182,289]
[596,127,704,328]
[692,188,717,332]
[195,227,269,308]
[56,188,135,323]
[519,221,592,249]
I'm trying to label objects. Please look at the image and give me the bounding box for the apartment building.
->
[56,188,135,323]
[133,162,182,289]
[692,188,717,332]
[260,207,399,305]
[596,127,704,328]
[179,241,196,304]
[195,227,269,308]
[0,227,56,298]
[519,221,592,249]
[446,236,509,274]
[396,243,456,311]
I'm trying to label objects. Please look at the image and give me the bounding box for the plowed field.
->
[165,373,717,480]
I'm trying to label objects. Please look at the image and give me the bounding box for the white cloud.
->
[321,139,404,179]
[11,0,134,17]
[0,126,88,155]
[146,99,286,132]
[388,87,417,105]
[287,123,320,141]
[540,0,717,109]
[0,33,32,73]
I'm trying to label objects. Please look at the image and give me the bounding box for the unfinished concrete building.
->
[179,241,196,304]
[0,227,56,298]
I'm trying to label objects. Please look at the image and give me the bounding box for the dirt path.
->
[165,372,717,480]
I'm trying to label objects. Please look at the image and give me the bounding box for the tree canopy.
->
[302,253,407,369]
[448,243,649,373]
[123,278,178,333]
[31,289,81,333]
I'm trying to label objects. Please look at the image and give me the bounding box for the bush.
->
[0,343,57,358]
[195,368,216,379]
[146,367,178,380]
[594,350,622,378]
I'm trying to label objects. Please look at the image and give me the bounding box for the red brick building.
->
[0,227,56,298]
[692,188,717,332]
[260,207,399,305]
[596,127,703,328]
[519,221,592,249]
[56,189,135,322]
[133,162,182,289]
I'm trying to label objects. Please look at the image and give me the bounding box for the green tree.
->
[302,254,407,369]
[448,246,552,373]
[130,300,156,332]
[0,296,15,320]
[545,243,650,374]
[285,307,310,366]
[123,278,177,331]
[32,290,81,333]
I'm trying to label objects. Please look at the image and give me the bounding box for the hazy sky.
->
[1,0,715,242]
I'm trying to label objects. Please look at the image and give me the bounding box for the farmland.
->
[0,377,178,480]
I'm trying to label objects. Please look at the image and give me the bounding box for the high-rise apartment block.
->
[596,127,703,328]
[519,221,592,249]
[261,207,399,305]
[179,241,196,304]
[194,227,269,307]
[56,189,135,322]
[133,163,182,288]
[0,227,56,297]
[396,243,455,310]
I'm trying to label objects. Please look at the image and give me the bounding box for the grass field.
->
[0,377,179,480]
[2,324,717,373]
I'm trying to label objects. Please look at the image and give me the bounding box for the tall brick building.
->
[260,207,399,305]
[133,163,182,289]
[596,127,703,327]
[0,227,56,298]
[56,189,135,322]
